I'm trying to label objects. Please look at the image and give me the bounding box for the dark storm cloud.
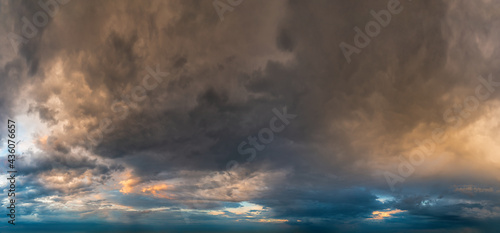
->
[28,103,58,125]
[6,0,65,75]
[256,187,385,219]
[2,0,495,174]
[90,0,451,176]
[82,0,456,182]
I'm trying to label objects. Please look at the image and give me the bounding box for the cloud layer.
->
[1,0,500,232]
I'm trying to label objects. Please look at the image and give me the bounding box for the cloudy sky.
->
[1,0,500,232]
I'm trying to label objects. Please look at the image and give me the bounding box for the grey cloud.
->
[1,0,500,231]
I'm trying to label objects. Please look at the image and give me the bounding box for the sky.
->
[1,0,500,232]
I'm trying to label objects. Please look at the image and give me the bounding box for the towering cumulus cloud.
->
[0,0,499,232]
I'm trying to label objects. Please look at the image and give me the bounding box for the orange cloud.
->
[39,135,49,145]
[370,209,405,220]
[142,184,173,199]
[207,211,225,216]
[119,178,141,194]
[257,219,288,223]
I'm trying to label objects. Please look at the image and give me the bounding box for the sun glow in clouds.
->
[119,177,140,194]
[370,209,405,220]
[225,202,264,216]
[142,184,173,199]
[206,202,289,223]
[376,195,395,204]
